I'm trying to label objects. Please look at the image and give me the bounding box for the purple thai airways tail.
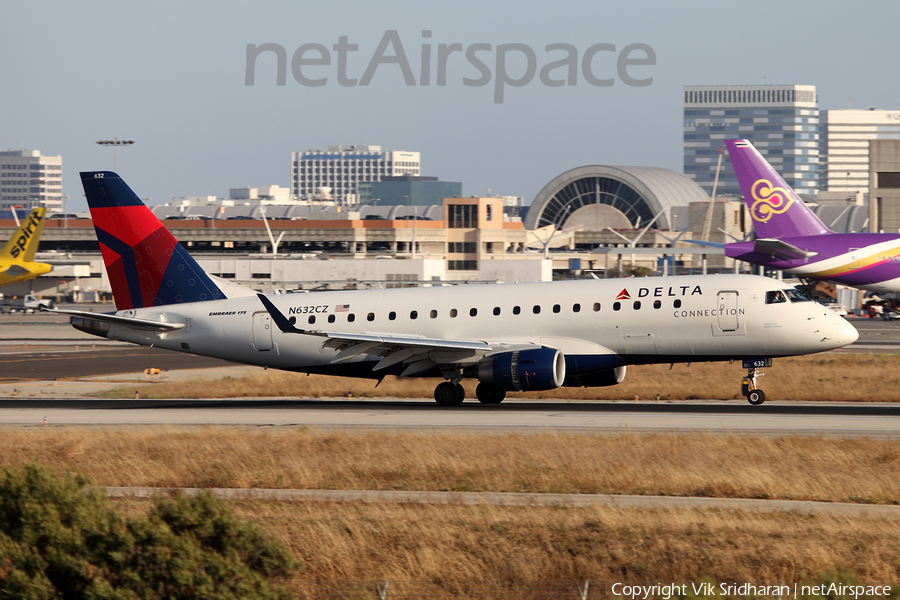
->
[725,139,830,239]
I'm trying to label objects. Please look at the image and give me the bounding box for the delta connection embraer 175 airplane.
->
[720,139,900,293]
[0,207,52,287]
[50,172,858,406]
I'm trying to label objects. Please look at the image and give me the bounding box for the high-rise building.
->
[291,145,420,204]
[868,139,900,233]
[683,84,819,198]
[0,150,63,211]
[820,108,900,193]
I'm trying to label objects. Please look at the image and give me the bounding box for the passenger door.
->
[252,311,273,351]
[717,290,739,332]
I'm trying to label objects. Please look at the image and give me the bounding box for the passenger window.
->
[389,311,396,320]
[633,301,641,310]
[493,307,501,316]
[765,290,787,304]
[430,310,438,319]
[613,302,621,311]
[450,309,458,318]
[289,316,297,325]
[573,303,581,313]
[470,308,477,317]
[328,314,336,323]
[513,306,521,315]
[533,305,541,314]
[367,313,375,322]
[653,300,661,309]
[308,315,316,324]
[348,314,355,322]
[552,304,560,313]
[410,310,418,319]
[593,303,601,312]
[673,300,681,309]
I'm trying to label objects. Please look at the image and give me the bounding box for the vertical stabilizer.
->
[725,139,829,238]
[0,208,46,263]
[80,171,226,310]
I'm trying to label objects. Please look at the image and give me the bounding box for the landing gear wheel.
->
[747,389,766,405]
[476,382,506,404]
[434,381,464,406]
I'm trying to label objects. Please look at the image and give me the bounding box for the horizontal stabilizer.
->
[684,239,726,249]
[4,264,31,277]
[753,238,818,260]
[42,307,185,331]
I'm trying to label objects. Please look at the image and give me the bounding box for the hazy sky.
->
[3,0,898,212]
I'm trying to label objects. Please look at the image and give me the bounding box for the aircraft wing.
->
[41,307,185,332]
[257,294,522,376]
[753,238,818,260]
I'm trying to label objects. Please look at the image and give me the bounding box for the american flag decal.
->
[335,304,350,312]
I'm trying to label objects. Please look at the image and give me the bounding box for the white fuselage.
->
[98,274,857,382]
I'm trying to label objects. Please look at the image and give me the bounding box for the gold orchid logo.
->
[749,178,794,222]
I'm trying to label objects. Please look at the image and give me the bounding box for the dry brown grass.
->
[97,352,900,402]
[110,500,900,590]
[2,428,900,504]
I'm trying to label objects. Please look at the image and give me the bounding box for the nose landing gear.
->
[741,358,771,405]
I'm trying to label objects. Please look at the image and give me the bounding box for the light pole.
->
[404,195,416,259]
[95,139,135,171]
[61,195,70,228]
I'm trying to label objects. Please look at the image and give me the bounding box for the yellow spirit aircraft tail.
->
[0,208,46,263]
[0,208,52,286]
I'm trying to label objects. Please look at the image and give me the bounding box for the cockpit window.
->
[783,288,812,303]
[765,290,787,304]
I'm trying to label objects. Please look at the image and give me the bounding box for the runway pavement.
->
[0,397,897,436]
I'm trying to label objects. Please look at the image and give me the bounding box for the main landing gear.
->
[434,381,465,406]
[741,360,769,405]
[433,381,507,406]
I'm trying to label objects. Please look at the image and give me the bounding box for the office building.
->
[358,175,461,206]
[820,108,900,193]
[291,145,420,204]
[683,84,819,198]
[0,150,63,211]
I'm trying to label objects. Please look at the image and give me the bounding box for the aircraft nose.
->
[835,316,859,347]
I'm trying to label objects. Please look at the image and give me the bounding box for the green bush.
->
[0,463,298,599]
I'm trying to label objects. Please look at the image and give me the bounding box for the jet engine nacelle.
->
[477,347,566,392]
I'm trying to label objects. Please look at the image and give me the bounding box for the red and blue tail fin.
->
[724,139,830,239]
[80,171,226,310]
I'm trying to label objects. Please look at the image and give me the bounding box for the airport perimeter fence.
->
[291,580,610,599]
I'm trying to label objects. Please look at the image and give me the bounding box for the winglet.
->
[256,294,305,334]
